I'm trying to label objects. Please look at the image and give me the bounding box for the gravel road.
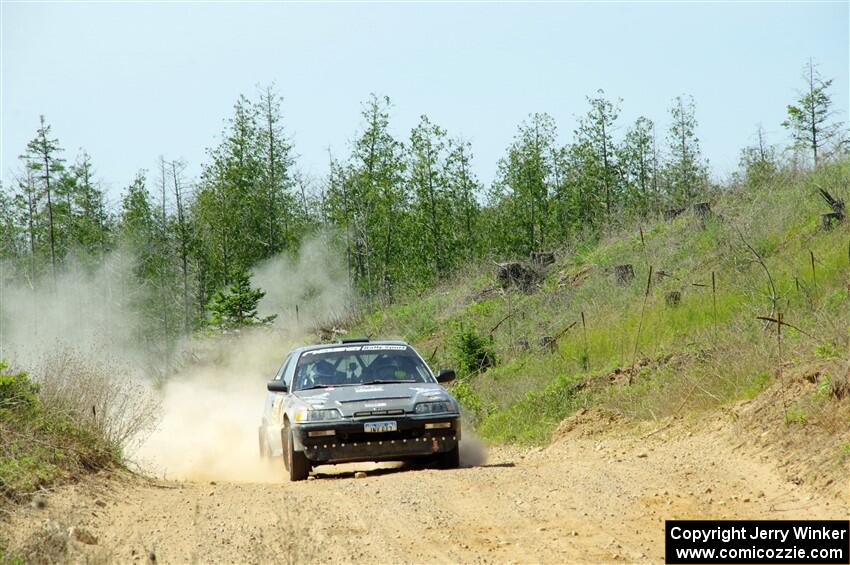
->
[6,418,847,564]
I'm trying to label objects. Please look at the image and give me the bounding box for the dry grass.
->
[6,521,69,564]
[0,348,160,505]
[32,349,160,453]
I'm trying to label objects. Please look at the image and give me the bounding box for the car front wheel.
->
[282,425,311,481]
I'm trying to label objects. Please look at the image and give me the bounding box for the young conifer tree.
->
[782,59,845,166]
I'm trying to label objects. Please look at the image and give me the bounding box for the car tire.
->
[283,425,311,481]
[438,444,460,469]
[281,426,290,471]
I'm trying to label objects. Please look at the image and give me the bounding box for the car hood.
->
[294,382,453,417]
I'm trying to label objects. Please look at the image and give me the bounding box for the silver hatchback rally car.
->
[259,338,461,481]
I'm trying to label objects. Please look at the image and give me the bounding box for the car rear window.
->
[293,345,432,390]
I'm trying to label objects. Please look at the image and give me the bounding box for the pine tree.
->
[554,140,603,235]
[12,168,40,282]
[619,116,658,216]
[737,125,777,186]
[20,116,65,280]
[323,154,355,290]
[69,151,109,256]
[195,95,264,292]
[121,171,162,291]
[576,90,621,219]
[0,183,20,267]
[327,94,406,301]
[255,85,297,255]
[409,115,450,281]
[204,272,276,332]
[782,59,845,166]
[664,95,707,205]
[170,159,194,332]
[445,138,482,260]
[494,113,558,255]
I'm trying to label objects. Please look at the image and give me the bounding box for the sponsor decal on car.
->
[302,344,407,356]
[411,387,448,399]
[272,397,284,421]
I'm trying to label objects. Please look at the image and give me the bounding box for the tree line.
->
[1,60,845,344]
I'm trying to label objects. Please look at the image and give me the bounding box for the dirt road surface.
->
[6,417,848,564]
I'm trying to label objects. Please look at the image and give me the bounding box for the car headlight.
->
[294,408,342,422]
[414,401,452,414]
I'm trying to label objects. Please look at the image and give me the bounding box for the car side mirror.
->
[267,380,288,393]
[436,368,456,383]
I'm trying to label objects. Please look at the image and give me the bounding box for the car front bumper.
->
[292,415,461,464]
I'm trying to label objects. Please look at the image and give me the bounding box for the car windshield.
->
[293,345,433,391]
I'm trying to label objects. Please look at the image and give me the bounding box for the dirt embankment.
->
[4,408,848,565]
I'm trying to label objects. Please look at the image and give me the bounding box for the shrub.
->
[815,341,842,360]
[743,372,773,400]
[33,349,160,452]
[0,350,159,503]
[450,380,484,416]
[450,323,496,377]
[785,403,807,425]
[0,362,39,419]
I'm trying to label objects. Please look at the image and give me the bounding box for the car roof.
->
[290,339,409,356]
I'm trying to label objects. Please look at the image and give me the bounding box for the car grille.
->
[335,428,437,444]
[352,409,405,417]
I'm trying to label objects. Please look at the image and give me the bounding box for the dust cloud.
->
[0,250,150,370]
[133,235,352,482]
[1,235,483,483]
[0,236,352,483]
[459,430,488,468]
[253,234,352,332]
[133,330,297,483]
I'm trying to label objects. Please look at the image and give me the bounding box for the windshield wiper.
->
[360,379,417,385]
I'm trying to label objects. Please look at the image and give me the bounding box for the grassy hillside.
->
[352,161,850,447]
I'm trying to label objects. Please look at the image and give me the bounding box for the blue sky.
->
[2,1,847,201]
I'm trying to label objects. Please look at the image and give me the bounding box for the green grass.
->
[0,362,118,504]
[785,403,808,425]
[349,160,850,444]
[743,372,773,400]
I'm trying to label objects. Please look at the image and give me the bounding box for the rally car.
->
[258,338,461,481]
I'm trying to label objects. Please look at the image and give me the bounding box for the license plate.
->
[364,421,397,433]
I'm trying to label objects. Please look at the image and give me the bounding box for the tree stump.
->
[614,264,635,285]
[818,188,845,226]
[693,202,712,218]
[538,336,555,350]
[821,212,843,230]
[654,269,673,283]
[496,262,541,292]
[530,251,555,267]
[663,207,686,221]
[665,291,682,307]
